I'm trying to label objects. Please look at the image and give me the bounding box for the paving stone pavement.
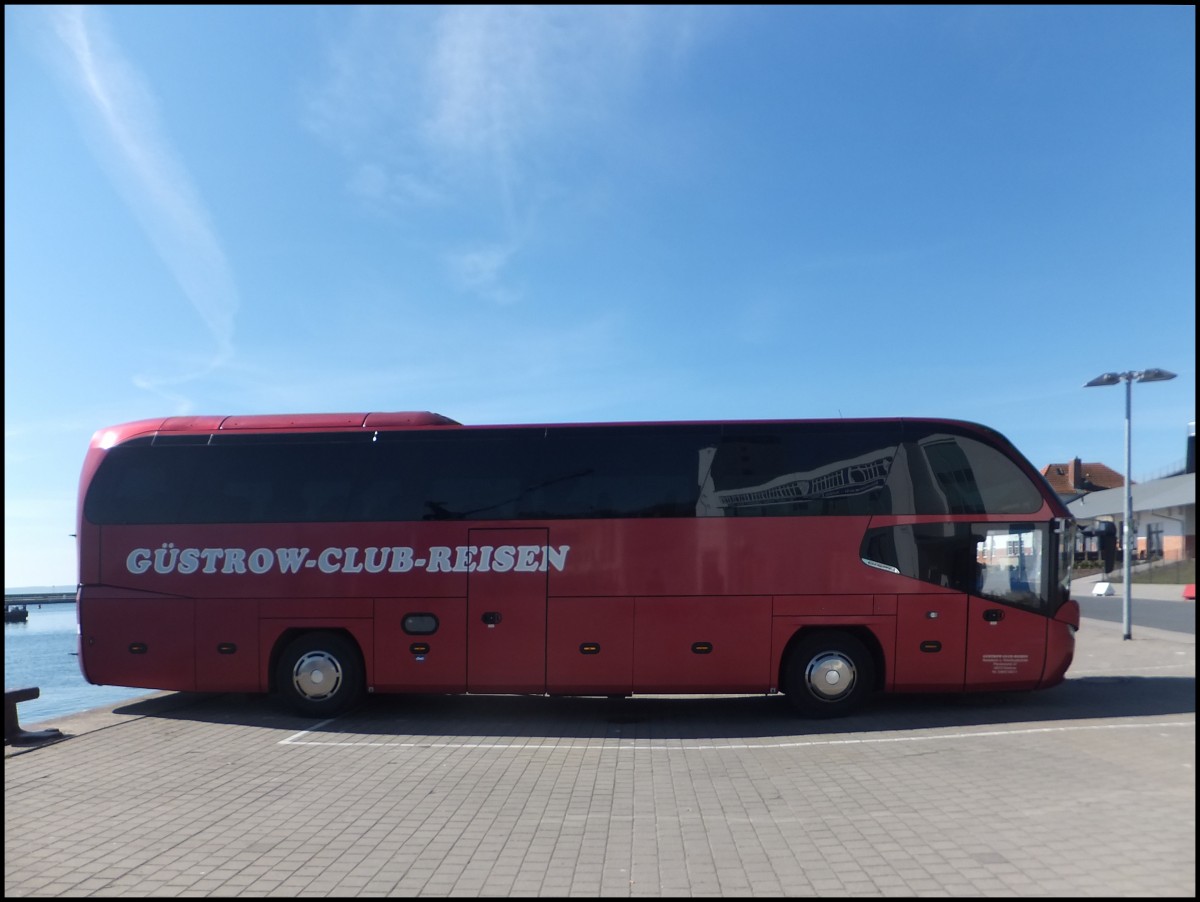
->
[5,613,1194,897]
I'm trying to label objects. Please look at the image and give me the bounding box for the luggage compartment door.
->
[467,528,549,693]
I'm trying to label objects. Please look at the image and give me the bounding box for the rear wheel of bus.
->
[783,631,874,718]
[276,631,364,717]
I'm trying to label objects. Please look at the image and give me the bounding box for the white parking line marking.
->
[279,718,1194,750]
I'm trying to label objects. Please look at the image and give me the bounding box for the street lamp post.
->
[1083,368,1177,640]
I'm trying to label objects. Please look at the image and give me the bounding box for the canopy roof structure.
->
[1067,472,1195,520]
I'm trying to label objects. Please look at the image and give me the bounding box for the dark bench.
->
[5,687,64,745]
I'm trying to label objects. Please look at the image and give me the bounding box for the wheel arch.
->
[777,624,887,694]
[267,626,365,695]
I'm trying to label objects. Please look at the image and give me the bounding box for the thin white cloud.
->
[306,6,711,303]
[445,241,522,305]
[47,6,238,409]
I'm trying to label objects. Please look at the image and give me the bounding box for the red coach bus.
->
[76,413,1079,718]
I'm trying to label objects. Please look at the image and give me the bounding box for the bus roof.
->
[90,411,462,446]
[88,413,1027,444]
[87,413,1033,468]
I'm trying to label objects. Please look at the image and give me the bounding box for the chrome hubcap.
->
[805,652,856,701]
[292,650,344,701]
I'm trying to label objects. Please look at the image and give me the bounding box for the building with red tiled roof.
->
[1040,457,1126,500]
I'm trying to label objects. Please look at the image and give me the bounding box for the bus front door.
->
[466,528,549,694]
[964,596,1047,690]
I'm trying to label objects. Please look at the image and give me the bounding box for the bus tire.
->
[276,631,364,718]
[783,631,874,718]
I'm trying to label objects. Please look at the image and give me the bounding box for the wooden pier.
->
[4,593,75,605]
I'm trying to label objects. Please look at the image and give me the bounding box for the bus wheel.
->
[276,632,364,717]
[784,632,874,718]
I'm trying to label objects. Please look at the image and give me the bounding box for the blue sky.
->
[4,5,1195,590]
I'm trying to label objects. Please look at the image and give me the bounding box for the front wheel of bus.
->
[784,632,874,718]
[277,632,364,718]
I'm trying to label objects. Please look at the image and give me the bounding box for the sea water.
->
[4,603,154,726]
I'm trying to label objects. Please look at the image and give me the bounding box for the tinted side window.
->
[85,442,186,524]
[861,523,982,594]
[197,435,371,523]
[861,523,1050,612]
[699,425,898,516]
[535,427,711,518]
[886,428,1044,515]
[372,426,713,520]
[368,431,537,521]
[86,435,374,524]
